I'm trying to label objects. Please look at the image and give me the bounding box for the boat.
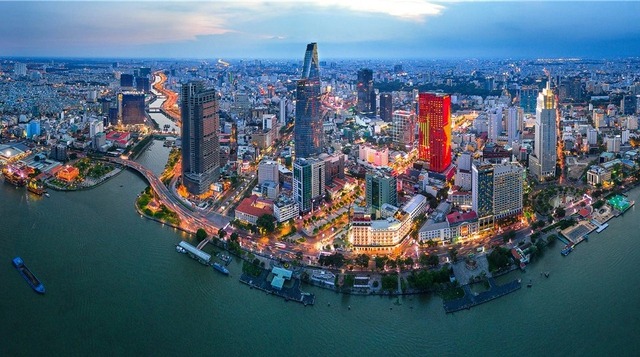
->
[44,193,50,197]
[27,179,46,196]
[2,163,28,186]
[12,257,45,294]
[527,280,533,288]
[561,243,574,256]
[175,245,187,253]
[212,262,230,275]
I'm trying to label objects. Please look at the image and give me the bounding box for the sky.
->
[2,1,640,60]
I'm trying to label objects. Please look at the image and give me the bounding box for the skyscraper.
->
[365,171,397,217]
[181,81,220,195]
[120,74,134,88]
[529,81,557,181]
[120,93,146,125]
[379,93,393,122]
[295,43,323,159]
[357,69,375,117]
[293,157,325,213]
[418,93,452,173]
[391,110,415,151]
[505,106,523,146]
[472,161,524,229]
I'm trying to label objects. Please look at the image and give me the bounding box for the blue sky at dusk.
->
[2,1,639,59]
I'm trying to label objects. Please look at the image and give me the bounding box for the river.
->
[148,75,179,133]
[1,141,640,356]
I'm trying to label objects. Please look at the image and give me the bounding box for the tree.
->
[555,207,566,218]
[195,228,207,242]
[218,229,227,240]
[256,214,276,233]
[355,254,370,268]
[375,256,388,270]
[230,232,239,242]
[426,239,437,248]
[404,256,414,268]
[450,248,458,263]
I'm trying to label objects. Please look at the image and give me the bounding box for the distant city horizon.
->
[2,1,640,59]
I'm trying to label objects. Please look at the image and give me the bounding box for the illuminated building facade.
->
[418,93,451,173]
[392,110,415,150]
[181,81,220,195]
[529,81,557,181]
[379,93,393,122]
[295,42,323,159]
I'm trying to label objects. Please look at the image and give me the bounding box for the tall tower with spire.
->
[295,42,323,159]
[529,74,557,181]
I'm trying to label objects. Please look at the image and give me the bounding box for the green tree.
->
[218,229,227,240]
[375,256,388,270]
[230,232,239,242]
[195,228,207,242]
[256,214,276,233]
[355,254,370,268]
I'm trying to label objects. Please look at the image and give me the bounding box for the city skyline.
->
[2,1,640,60]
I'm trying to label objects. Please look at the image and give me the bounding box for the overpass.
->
[105,157,230,236]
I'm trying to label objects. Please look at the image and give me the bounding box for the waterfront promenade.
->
[443,278,522,313]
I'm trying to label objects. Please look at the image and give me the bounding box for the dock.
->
[443,278,521,313]
[239,268,315,306]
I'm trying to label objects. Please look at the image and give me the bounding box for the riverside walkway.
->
[444,278,521,313]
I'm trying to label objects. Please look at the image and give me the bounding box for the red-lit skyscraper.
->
[418,93,451,173]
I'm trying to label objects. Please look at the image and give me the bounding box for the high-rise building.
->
[418,93,452,173]
[357,69,375,117]
[181,81,220,195]
[492,162,524,221]
[379,93,393,122]
[621,95,637,115]
[136,77,150,92]
[505,106,523,146]
[472,162,494,225]
[293,157,325,213]
[120,74,134,88]
[528,81,557,181]
[519,86,538,114]
[14,62,27,76]
[472,161,523,229]
[89,120,104,138]
[391,110,415,151]
[366,171,397,216]
[295,42,323,159]
[258,159,279,185]
[139,67,151,78]
[120,93,146,125]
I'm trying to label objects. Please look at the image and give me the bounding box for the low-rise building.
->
[273,195,299,223]
[348,208,412,253]
[57,165,80,182]
[234,195,273,225]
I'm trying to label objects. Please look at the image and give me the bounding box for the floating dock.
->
[177,241,211,265]
[443,278,521,313]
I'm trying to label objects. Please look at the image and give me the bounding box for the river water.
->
[1,141,640,356]
[148,76,179,133]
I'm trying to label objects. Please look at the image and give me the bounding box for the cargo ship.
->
[212,262,230,275]
[27,179,46,195]
[12,257,45,294]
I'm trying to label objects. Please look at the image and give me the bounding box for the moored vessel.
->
[213,262,230,275]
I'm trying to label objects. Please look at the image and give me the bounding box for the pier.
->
[239,269,315,306]
[443,278,521,313]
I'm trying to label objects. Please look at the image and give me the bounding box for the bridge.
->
[105,157,230,237]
